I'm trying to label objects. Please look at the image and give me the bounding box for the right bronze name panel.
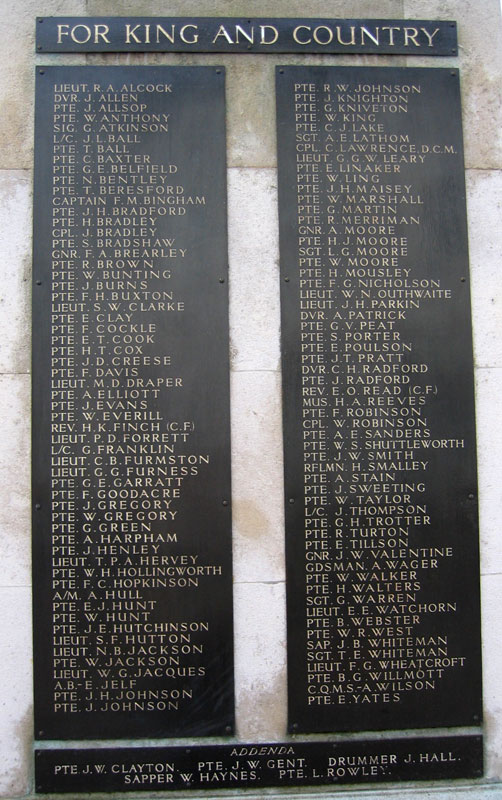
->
[276,66,482,734]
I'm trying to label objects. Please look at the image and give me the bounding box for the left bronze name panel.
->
[32,66,234,740]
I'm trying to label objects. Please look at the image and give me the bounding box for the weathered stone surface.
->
[0,587,32,797]
[81,51,278,166]
[228,168,280,371]
[341,789,502,799]
[0,172,31,374]
[234,581,286,740]
[83,0,405,166]
[404,0,502,169]
[467,170,502,368]
[475,368,502,577]
[0,0,86,169]
[224,52,406,167]
[231,370,284,584]
[0,375,30,588]
[145,52,398,167]
[481,573,502,781]
[86,0,404,17]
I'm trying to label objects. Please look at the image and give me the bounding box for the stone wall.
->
[0,0,500,797]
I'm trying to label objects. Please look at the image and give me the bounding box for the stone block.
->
[224,53,405,167]
[90,52,276,167]
[404,0,502,169]
[0,0,86,169]
[475,368,502,577]
[467,170,502,369]
[0,586,33,797]
[231,370,284,584]
[0,375,30,588]
[86,0,405,18]
[228,168,280,372]
[234,581,286,740]
[83,0,406,167]
[0,172,31,374]
[297,787,502,799]
[481,573,502,781]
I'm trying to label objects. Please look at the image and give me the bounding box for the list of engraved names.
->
[277,67,481,733]
[32,66,234,740]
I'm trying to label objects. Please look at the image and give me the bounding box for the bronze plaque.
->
[32,66,234,740]
[35,735,482,793]
[276,66,481,733]
[36,17,456,55]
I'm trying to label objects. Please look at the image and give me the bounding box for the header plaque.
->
[36,17,457,55]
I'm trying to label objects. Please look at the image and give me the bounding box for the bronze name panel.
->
[35,735,482,793]
[36,17,456,55]
[32,66,234,740]
[276,66,481,733]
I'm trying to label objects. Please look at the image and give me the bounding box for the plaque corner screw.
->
[291,722,299,731]
[222,499,229,506]
[219,277,225,283]
[289,498,295,504]
[225,725,232,734]
[460,277,466,282]
[37,45,43,51]
[451,69,456,75]
[35,503,41,510]
[38,17,44,22]
[451,48,456,54]
[279,69,284,74]
[284,277,290,282]
[36,279,42,285]
[38,730,44,737]
[215,69,221,74]
[39,69,45,75]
